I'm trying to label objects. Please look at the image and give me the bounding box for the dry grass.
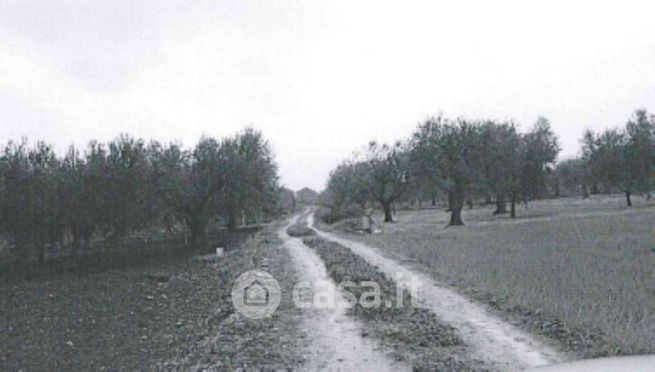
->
[325,195,655,356]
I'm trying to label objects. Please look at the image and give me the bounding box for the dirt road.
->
[279,216,409,371]
[308,213,565,370]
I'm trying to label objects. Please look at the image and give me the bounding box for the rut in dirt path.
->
[308,214,565,371]
[278,216,410,371]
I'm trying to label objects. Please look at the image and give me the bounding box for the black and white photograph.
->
[1,1,654,371]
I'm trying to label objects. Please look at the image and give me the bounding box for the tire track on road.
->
[309,213,565,370]
[279,215,409,371]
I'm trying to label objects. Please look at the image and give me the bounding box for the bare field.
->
[322,195,655,356]
[0,228,306,371]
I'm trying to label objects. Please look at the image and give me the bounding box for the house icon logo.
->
[231,270,281,319]
[244,279,269,306]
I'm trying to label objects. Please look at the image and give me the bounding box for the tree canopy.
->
[0,129,283,270]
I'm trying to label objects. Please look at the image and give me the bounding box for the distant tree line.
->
[557,110,655,206]
[0,128,285,266]
[323,110,654,226]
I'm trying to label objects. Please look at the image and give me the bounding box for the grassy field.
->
[322,195,655,357]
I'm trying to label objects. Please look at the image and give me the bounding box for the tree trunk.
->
[510,192,517,218]
[431,192,437,206]
[188,213,210,251]
[494,193,507,214]
[626,190,632,207]
[582,183,590,198]
[13,239,28,279]
[382,201,393,223]
[15,238,30,264]
[34,233,45,264]
[484,192,493,205]
[591,183,599,194]
[71,227,81,257]
[81,227,92,251]
[226,208,239,230]
[448,187,465,226]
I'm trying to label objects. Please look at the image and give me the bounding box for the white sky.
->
[1,0,654,191]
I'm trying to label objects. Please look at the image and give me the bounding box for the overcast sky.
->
[1,0,654,191]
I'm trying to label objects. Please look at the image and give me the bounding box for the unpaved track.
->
[309,214,565,371]
[279,216,409,371]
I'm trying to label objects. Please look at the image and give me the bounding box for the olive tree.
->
[356,141,410,222]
